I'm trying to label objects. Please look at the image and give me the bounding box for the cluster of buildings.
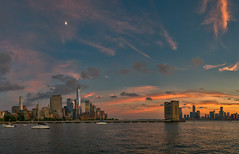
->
[164,100,239,121]
[0,87,108,121]
[184,106,239,120]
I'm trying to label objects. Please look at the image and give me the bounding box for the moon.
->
[65,21,68,25]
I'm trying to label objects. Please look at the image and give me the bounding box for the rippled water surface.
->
[1,121,239,153]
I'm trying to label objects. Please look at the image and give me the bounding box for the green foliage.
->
[4,115,16,121]
[17,112,25,121]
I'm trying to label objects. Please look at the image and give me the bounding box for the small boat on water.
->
[96,120,107,125]
[31,123,50,129]
[2,123,16,128]
[31,103,50,129]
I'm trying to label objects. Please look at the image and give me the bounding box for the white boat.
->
[2,124,16,128]
[31,123,50,129]
[31,103,50,129]
[96,121,107,125]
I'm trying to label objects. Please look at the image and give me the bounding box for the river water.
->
[1,121,239,153]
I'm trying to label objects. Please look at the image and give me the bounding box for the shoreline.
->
[0,119,186,124]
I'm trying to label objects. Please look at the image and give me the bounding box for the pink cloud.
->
[201,0,232,37]
[203,63,226,70]
[0,41,80,96]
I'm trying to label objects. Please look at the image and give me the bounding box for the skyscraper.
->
[85,101,90,114]
[19,96,23,111]
[193,105,195,114]
[76,86,81,108]
[164,100,179,120]
[179,107,182,119]
[67,98,74,112]
[210,111,215,120]
[50,95,62,113]
[219,107,224,120]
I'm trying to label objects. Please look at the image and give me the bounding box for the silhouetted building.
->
[195,111,200,119]
[179,108,182,119]
[210,111,215,120]
[164,100,179,120]
[190,105,196,119]
[219,107,224,120]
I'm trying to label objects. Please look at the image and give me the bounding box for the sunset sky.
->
[1,0,239,119]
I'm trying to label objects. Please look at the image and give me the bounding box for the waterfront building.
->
[100,111,105,120]
[85,101,90,114]
[50,95,62,113]
[63,106,69,116]
[227,112,230,120]
[50,95,63,119]
[92,105,96,119]
[189,105,196,119]
[96,108,101,120]
[209,111,215,120]
[195,111,200,119]
[193,105,195,114]
[164,100,179,120]
[219,107,224,120]
[19,96,23,111]
[11,106,19,114]
[90,103,93,117]
[179,108,182,119]
[67,98,74,112]
[23,105,27,111]
[76,86,81,106]
[40,107,50,119]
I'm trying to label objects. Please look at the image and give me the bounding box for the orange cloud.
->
[84,92,96,98]
[97,89,239,119]
[219,62,239,71]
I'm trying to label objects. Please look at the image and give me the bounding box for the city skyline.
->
[1,0,239,119]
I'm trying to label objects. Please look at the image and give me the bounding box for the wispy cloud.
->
[199,0,209,14]
[203,63,226,70]
[122,39,152,60]
[80,39,116,56]
[219,62,239,72]
[200,0,232,37]
[160,26,178,50]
